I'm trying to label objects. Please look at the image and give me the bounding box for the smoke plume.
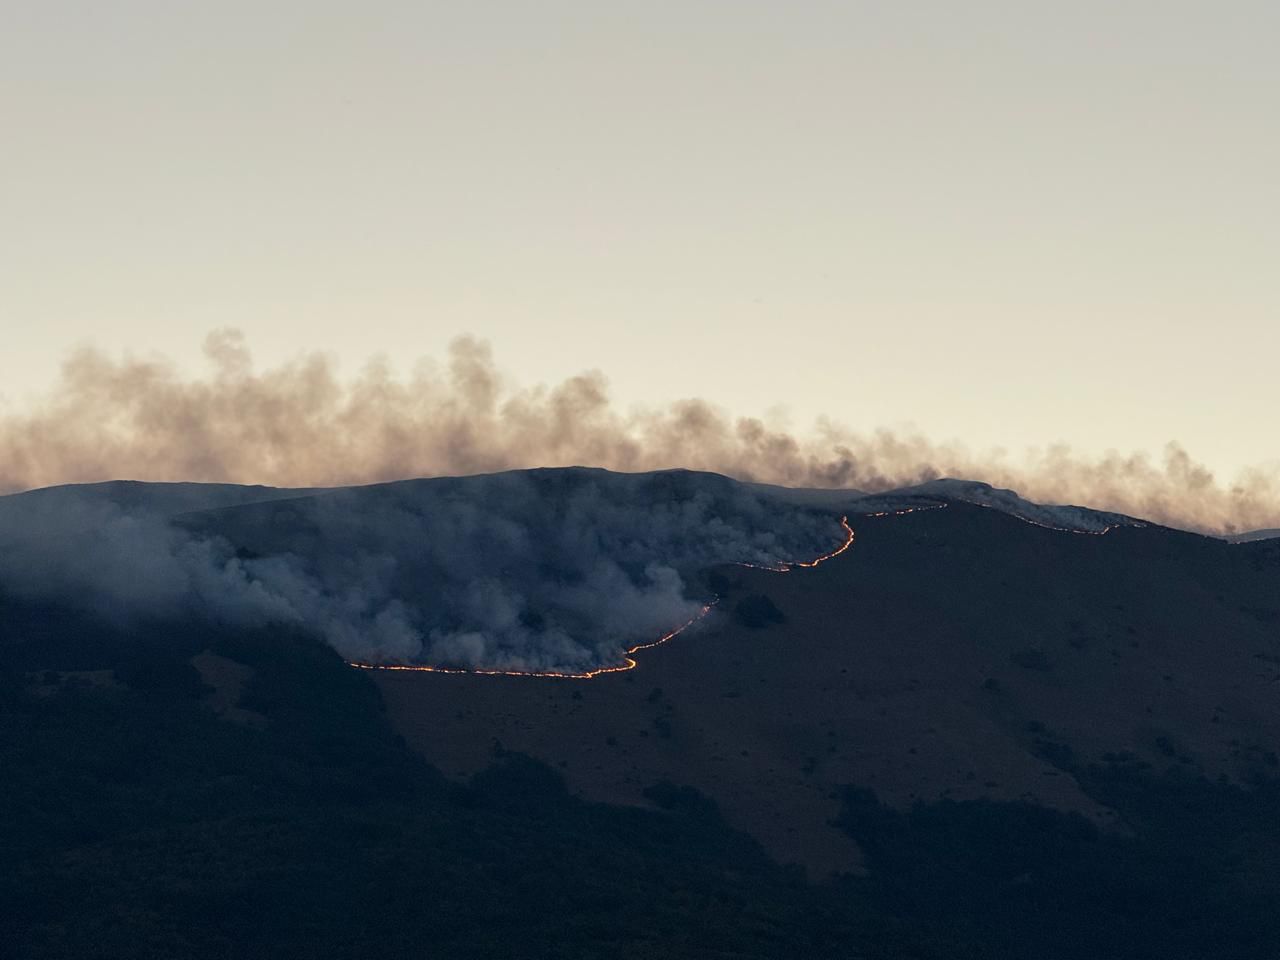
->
[0,470,844,671]
[2,330,1277,534]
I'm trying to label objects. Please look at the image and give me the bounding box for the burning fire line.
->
[863,505,948,518]
[789,514,855,567]
[345,501,1126,682]
[729,514,857,573]
[347,513,860,679]
[960,500,1144,536]
[866,499,1139,536]
[347,603,718,680]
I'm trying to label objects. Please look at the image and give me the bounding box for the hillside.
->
[3,475,1280,957]
[374,502,1280,876]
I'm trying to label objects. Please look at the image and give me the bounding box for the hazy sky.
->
[3,1,1277,479]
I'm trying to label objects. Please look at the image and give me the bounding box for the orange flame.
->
[345,503,1129,680]
[347,513,859,678]
[347,603,716,680]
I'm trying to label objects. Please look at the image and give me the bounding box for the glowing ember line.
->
[962,501,1144,536]
[347,513,860,679]
[734,513,861,573]
[790,515,855,567]
[346,501,1130,681]
[348,603,717,680]
[863,504,949,518]
[865,500,1140,536]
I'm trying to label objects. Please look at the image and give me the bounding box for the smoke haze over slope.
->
[0,470,848,671]
[2,331,1276,534]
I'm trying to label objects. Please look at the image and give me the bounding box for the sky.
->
[3,1,1277,483]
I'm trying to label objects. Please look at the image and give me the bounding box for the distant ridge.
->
[0,479,329,520]
[1228,528,1280,544]
[0,470,1150,539]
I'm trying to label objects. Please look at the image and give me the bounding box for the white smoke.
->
[1,331,1276,534]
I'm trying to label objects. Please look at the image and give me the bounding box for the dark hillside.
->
[0,619,865,960]
[377,503,1280,876]
[4,496,1280,957]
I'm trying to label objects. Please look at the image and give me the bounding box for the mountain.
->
[4,469,1280,958]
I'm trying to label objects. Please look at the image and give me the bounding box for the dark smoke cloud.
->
[1,330,1277,534]
[0,470,844,671]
